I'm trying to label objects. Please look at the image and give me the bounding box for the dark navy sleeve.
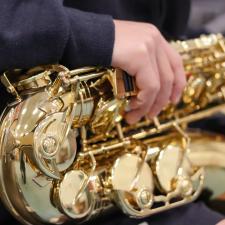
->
[61,6,115,68]
[0,0,115,71]
[163,0,191,38]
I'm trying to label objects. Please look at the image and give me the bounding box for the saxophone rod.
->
[81,104,225,156]
[132,104,225,140]
[69,71,106,82]
[69,67,97,75]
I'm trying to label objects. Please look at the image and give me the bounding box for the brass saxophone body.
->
[0,34,224,225]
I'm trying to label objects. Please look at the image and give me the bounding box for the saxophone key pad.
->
[57,170,94,220]
[111,153,154,215]
[154,144,192,193]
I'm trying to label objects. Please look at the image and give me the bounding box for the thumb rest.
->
[0,34,225,225]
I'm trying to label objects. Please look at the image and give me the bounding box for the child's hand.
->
[112,20,186,124]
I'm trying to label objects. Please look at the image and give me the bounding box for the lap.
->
[1,202,224,225]
[84,202,224,225]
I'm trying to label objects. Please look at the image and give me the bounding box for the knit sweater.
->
[0,0,190,71]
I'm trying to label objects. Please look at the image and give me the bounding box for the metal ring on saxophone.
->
[34,112,77,179]
[111,153,154,216]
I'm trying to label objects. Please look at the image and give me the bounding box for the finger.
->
[125,105,150,124]
[170,64,186,103]
[132,56,159,108]
[126,56,160,123]
[216,219,225,225]
[161,38,187,103]
[148,47,174,118]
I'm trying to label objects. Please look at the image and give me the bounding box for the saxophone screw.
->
[178,177,193,197]
[137,189,153,209]
[42,136,58,158]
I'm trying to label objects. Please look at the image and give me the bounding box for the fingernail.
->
[125,115,142,125]
[125,116,135,125]
[149,111,160,119]
[131,100,143,109]
[147,115,154,120]
[126,119,135,125]
[124,104,131,112]
[172,96,181,104]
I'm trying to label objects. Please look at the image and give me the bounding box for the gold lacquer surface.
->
[0,34,224,225]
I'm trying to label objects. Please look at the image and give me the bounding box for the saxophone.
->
[0,34,224,225]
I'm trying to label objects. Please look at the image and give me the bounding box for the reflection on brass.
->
[0,34,225,225]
